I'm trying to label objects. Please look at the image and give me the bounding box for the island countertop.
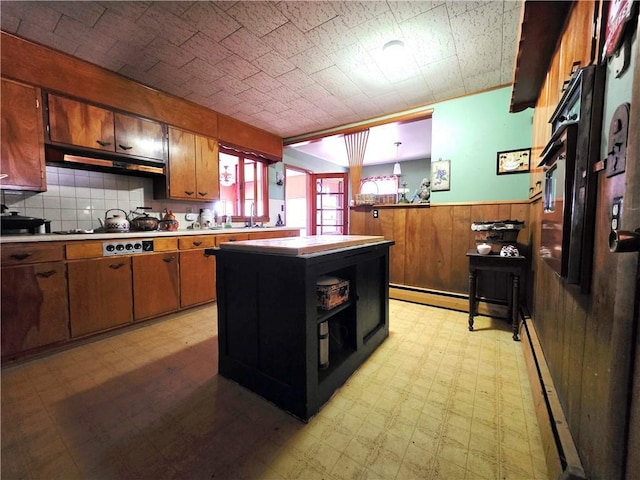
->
[217,234,386,255]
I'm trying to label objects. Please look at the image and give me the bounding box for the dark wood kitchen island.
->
[209,235,393,421]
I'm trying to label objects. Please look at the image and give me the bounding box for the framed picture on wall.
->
[431,159,450,191]
[497,148,531,175]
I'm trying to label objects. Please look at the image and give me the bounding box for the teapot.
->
[129,207,160,231]
[100,209,130,232]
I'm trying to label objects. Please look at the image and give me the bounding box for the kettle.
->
[101,209,130,232]
[129,207,160,231]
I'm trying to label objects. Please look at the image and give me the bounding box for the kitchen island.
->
[210,235,393,421]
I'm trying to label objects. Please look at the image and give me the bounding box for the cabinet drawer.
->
[66,241,104,259]
[1,243,64,265]
[179,235,215,250]
[215,233,249,246]
[154,237,178,252]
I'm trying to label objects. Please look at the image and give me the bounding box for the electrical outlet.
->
[373,209,378,219]
[612,196,623,230]
[186,207,193,214]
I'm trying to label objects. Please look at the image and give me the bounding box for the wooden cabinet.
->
[47,93,166,161]
[1,243,68,358]
[133,252,180,320]
[67,257,133,337]
[0,78,46,191]
[179,235,216,307]
[167,126,219,201]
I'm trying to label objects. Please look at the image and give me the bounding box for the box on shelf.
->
[317,276,349,310]
[355,193,376,205]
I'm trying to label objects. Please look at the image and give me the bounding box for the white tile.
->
[254,51,296,78]
[45,169,59,186]
[42,184,61,198]
[58,173,75,187]
[182,2,240,42]
[49,220,63,231]
[42,196,61,210]
[75,187,91,198]
[89,176,105,189]
[60,197,76,209]
[25,207,45,218]
[60,209,77,221]
[278,2,338,33]
[221,28,272,62]
[91,199,106,212]
[263,21,314,58]
[75,175,91,188]
[75,198,92,211]
[43,208,62,221]
[59,185,76,198]
[227,1,288,37]
[24,194,44,208]
[61,220,78,230]
[117,190,130,201]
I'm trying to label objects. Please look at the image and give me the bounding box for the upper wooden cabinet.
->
[0,78,46,191]
[167,126,219,201]
[46,93,167,162]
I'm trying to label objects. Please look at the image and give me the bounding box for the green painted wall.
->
[430,87,533,202]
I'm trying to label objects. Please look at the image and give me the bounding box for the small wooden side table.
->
[467,250,527,341]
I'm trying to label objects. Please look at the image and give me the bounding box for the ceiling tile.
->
[2,2,61,32]
[215,54,260,80]
[53,13,117,52]
[445,0,490,18]
[210,75,252,96]
[226,1,288,37]
[311,65,362,97]
[421,57,464,93]
[331,1,390,28]
[305,16,359,52]
[94,10,155,48]
[449,1,503,44]
[16,21,79,55]
[180,57,226,83]
[296,83,332,103]
[463,69,502,92]
[180,2,240,42]
[289,46,334,75]
[143,37,195,68]
[456,31,503,77]
[262,21,314,58]
[254,51,296,78]
[97,1,151,21]
[277,68,318,90]
[134,2,197,46]
[74,43,126,72]
[268,85,302,104]
[221,28,272,62]
[145,61,194,87]
[235,101,266,116]
[277,2,338,33]
[387,1,444,23]
[181,32,231,65]
[109,40,160,73]
[235,87,273,106]
[0,11,20,32]
[244,71,284,94]
[352,10,403,53]
[47,1,106,27]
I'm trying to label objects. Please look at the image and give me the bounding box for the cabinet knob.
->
[96,140,112,147]
[109,263,125,269]
[118,144,133,151]
[36,270,57,278]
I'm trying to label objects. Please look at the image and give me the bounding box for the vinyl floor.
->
[1,300,548,479]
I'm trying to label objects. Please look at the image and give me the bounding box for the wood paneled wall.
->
[350,202,531,298]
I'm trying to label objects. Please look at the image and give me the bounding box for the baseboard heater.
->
[389,283,509,318]
[520,315,587,480]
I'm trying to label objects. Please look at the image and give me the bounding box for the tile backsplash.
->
[1,166,216,232]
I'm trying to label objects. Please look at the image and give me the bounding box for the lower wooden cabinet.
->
[67,257,133,337]
[1,262,69,356]
[180,249,216,307]
[133,252,180,320]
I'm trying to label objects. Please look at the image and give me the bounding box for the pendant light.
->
[392,141,402,176]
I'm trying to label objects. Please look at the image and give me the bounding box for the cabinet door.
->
[167,127,196,199]
[67,257,133,337]
[1,262,69,357]
[114,112,166,161]
[0,78,46,191]
[48,94,115,151]
[195,134,219,200]
[180,249,216,307]
[133,253,180,320]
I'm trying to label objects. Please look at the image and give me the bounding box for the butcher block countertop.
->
[217,234,386,255]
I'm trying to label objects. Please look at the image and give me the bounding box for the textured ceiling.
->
[1,1,522,143]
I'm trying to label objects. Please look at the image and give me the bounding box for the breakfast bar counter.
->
[210,235,393,421]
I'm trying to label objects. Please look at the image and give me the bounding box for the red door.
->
[309,173,348,235]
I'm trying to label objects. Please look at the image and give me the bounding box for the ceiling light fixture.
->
[383,39,405,53]
[392,141,402,176]
[220,165,235,186]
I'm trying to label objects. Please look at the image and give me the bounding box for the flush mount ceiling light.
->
[383,39,405,53]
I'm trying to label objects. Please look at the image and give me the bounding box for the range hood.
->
[45,145,165,176]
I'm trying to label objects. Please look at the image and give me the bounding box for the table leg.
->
[468,269,477,331]
[512,274,520,341]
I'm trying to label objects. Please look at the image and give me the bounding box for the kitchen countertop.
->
[0,226,300,243]
[217,234,386,255]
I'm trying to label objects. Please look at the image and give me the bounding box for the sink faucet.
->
[248,202,256,227]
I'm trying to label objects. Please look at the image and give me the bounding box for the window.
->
[218,148,268,221]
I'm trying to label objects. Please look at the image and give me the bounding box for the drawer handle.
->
[163,256,175,263]
[36,270,56,278]
[109,263,125,270]
[118,144,133,151]
[198,192,208,197]
[193,241,203,246]
[96,140,112,147]
[185,191,194,196]
[10,253,32,260]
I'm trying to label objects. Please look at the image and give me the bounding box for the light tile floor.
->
[1,300,548,480]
